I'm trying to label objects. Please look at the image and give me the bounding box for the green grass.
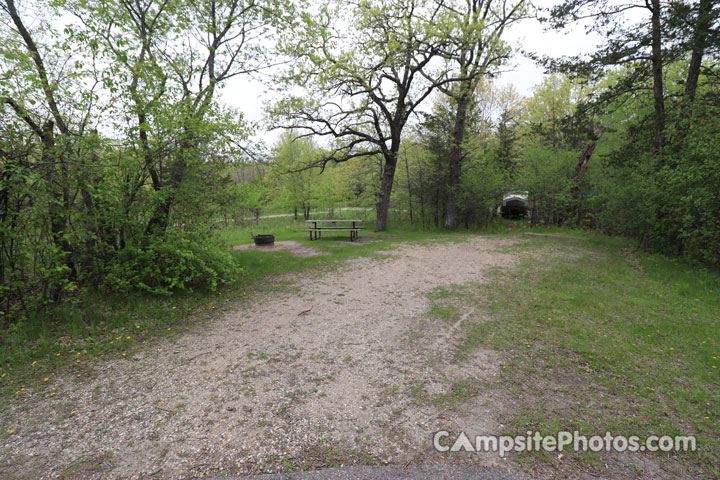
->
[5,215,717,477]
[426,284,474,324]
[452,233,719,476]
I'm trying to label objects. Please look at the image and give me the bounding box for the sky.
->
[220,0,604,147]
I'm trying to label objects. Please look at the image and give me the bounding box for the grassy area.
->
[0,215,471,398]
[4,216,717,477]
[431,232,719,477]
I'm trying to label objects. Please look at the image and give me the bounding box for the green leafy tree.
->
[433,0,525,228]
[269,132,322,219]
[272,0,458,231]
[0,0,291,319]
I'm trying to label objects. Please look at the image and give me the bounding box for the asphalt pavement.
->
[209,464,535,480]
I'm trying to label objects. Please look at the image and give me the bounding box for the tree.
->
[541,0,669,155]
[70,0,290,235]
[269,132,322,219]
[521,74,589,151]
[273,0,457,231]
[0,0,287,317]
[415,82,516,228]
[1,0,101,298]
[434,0,525,228]
[516,145,576,227]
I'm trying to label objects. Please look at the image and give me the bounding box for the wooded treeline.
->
[1,0,718,321]
[1,0,291,318]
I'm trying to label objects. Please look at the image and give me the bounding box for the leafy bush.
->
[105,232,241,295]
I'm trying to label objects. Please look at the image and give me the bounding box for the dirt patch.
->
[231,241,327,257]
[323,237,381,247]
[1,236,520,479]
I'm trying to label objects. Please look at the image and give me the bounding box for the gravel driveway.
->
[1,236,520,479]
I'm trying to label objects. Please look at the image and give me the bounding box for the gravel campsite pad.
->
[2,237,521,479]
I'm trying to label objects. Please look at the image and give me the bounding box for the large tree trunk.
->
[403,149,413,224]
[376,153,398,231]
[650,0,665,156]
[685,0,713,105]
[444,91,472,229]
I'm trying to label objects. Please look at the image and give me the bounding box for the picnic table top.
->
[303,227,362,230]
[304,219,363,223]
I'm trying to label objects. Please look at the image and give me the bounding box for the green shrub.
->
[105,232,241,295]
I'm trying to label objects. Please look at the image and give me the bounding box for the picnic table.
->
[303,219,363,241]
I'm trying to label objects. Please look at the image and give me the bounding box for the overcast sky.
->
[220,0,604,146]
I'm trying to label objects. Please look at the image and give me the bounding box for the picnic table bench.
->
[304,219,363,241]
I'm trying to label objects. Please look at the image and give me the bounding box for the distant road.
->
[242,207,371,221]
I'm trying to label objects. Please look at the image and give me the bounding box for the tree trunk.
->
[403,149,413,224]
[444,90,472,229]
[682,0,713,120]
[375,153,398,231]
[650,0,665,156]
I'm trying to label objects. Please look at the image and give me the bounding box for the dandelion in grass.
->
[126,336,131,340]
[43,377,48,382]
[70,410,76,415]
